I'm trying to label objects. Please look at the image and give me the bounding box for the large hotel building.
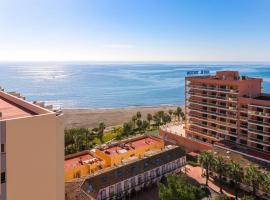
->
[0,89,64,200]
[185,71,270,163]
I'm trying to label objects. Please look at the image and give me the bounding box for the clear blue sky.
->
[0,0,270,62]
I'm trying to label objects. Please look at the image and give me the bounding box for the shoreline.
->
[63,105,184,129]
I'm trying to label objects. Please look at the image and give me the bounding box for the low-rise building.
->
[65,135,186,200]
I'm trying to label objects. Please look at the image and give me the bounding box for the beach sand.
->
[63,105,183,129]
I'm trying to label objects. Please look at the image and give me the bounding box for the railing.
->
[187,106,236,120]
[187,84,239,93]
[188,99,237,111]
[248,128,270,136]
[248,110,270,117]
[189,113,237,128]
[248,137,270,146]
[188,91,237,102]
[249,119,270,127]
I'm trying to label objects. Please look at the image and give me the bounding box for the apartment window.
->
[130,177,136,187]
[144,162,149,168]
[256,144,263,150]
[257,135,263,140]
[101,176,108,183]
[124,180,129,190]
[156,168,161,176]
[117,170,124,177]
[1,172,5,183]
[155,158,161,163]
[138,174,143,184]
[240,140,247,145]
[1,144,4,153]
[101,189,106,200]
[144,172,149,181]
[116,183,122,194]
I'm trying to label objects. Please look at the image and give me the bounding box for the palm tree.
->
[141,120,149,132]
[98,122,106,142]
[168,109,173,118]
[136,111,142,119]
[162,113,171,124]
[244,165,262,197]
[147,113,152,123]
[153,113,161,127]
[123,122,132,136]
[198,151,214,185]
[213,155,227,193]
[136,119,142,132]
[175,107,182,121]
[228,161,243,199]
[131,115,137,128]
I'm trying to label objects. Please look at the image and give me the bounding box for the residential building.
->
[0,89,64,200]
[185,71,270,164]
[65,135,186,200]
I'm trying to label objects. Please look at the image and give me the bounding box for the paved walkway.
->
[184,165,236,199]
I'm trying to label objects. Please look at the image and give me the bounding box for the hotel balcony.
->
[187,84,239,94]
[248,110,270,118]
[187,99,237,111]
[248,136,270,146]
[248,119,270,127]
[187,91,238,102]
[187,105,237,120]
[189,121,237,137]
[189,113,237,128]
[248,128,270,137]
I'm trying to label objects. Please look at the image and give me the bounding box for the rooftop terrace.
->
[64,151,100,171]
[0,89,55,120]
[101,136,162,156]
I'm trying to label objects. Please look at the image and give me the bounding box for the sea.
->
[0,63,270,109]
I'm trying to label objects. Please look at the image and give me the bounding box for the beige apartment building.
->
[0,89,64,200]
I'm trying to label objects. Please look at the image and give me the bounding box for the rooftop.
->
[0,96,36,120]
[64,151,100,171]
[100,135,162,156]
[0,89,54,120]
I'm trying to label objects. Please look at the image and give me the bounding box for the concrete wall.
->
[5,113,64,200]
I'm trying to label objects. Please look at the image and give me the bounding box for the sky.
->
[0,0,270,62]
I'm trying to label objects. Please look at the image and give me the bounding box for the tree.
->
[158,174,205,200]
[141,120,149,132]
[175,107,182,121]
[241,196,255,200]
[244,165,262,197]
[131,115,137,128]
[98,122,106,142]
[228,161,243,199]
[123,122,133,136]
[214,195,230,200]
[213,155,227,193]
[147,113,153,124]
[162,113,171,124]
[168,109,173,118]
[263,171,270,193]
[198,151,214,185]
[153,113,161,127]
[136,119,142,132]
[136,111,142,119]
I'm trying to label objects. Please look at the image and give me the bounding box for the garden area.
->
[64,107,185,155]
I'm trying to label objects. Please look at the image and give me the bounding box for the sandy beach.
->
[63,105,183,129]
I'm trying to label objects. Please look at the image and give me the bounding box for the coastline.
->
[63,105,184,129]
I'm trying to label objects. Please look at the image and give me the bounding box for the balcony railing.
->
[188,91,238,102]
[187,84,239,93]
[249,119,270,127]
[248,110,270,118]
[248,128,270,137]
[187,106,236,120]
[248,137,270,146]
[189,113,237,128]
[188,99,237,111]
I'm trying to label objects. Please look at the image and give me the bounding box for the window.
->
[101,176,108,183]
[144,162,149,168]
[144,172,149,181]
[101,189,106,200]
[1,172,5,183]
[117,170,123,177]
[1,144,4,153]
[131,177,136,187]
[109,185,115,196]
[150,170,155,178]
[155,158,161,163]
[116,183,122,194]
[87,184,93,193]
[129,166,135,173]
[124,180,129,190]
